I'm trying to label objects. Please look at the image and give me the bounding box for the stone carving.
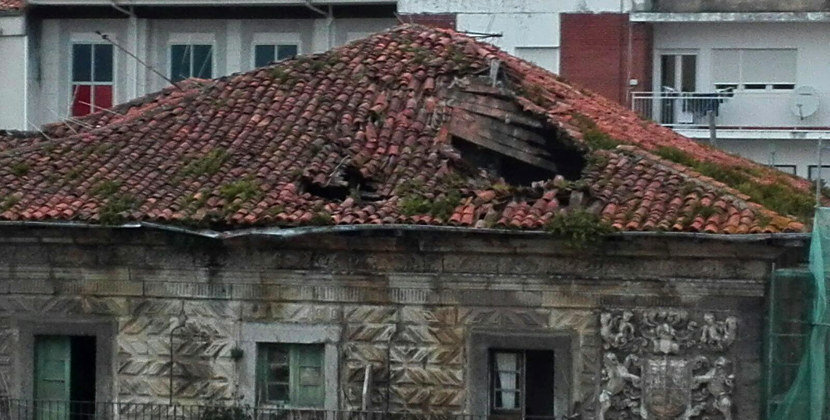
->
[598,310,737,420]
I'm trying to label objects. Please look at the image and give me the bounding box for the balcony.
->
[630,90,830,140]
[635,0,830,13]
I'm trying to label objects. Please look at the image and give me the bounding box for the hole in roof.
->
[445,82,586,185]
[300,165,379,202]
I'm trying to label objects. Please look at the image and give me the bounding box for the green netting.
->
[769,208,830,420]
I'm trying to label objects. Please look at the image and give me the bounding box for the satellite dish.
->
[790,86,820,120]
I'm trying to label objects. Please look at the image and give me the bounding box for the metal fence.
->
[0,400,565,420]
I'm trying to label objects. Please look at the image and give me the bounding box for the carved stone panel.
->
[598,309,737,420]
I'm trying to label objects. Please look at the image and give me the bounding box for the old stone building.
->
[0,25,816,419]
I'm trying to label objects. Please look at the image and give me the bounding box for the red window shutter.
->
[72,84,91,116]
[94,85,113,111]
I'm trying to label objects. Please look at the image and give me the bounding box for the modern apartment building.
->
[0,0,397,130]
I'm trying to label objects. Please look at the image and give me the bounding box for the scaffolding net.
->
[768,208,830,420]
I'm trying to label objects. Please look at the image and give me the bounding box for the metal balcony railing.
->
[630,90,830,132]
[0,400,565,420]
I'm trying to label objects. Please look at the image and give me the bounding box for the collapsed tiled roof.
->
[0,25,813,233]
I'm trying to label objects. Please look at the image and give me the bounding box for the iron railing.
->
[0,400,565,420]
[630,90,830,130]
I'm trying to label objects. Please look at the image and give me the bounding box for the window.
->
[254,44,298,67]
[661,54,697,92]
[774,165,797,175]
[490,350,555,419]
[34,335,97,420]
[170,44,213,82]
[809,165,830,181]
[71,43,113,117]
[713,49,796,91]
[256,343,324,408]
[515,47,559,73]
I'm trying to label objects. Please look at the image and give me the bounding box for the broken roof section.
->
[0,25,813,233]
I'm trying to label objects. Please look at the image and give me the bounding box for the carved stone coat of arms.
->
[598,309,737,420]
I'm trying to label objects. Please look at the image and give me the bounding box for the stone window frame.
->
[12,316,116,403]
[467,329,574,418]
[239,323,340,410]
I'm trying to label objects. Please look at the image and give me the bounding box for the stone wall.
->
[0,225,806,418]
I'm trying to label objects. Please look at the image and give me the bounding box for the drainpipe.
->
[304,1,334,50]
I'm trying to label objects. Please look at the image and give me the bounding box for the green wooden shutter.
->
[290,345,324,408]
[34,336,71,420]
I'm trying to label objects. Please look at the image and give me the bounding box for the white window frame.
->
[251,32,301,69]
[167,33,216,82]
[68,32,117,116]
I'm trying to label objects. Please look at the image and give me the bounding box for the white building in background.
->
[397,0,643,74]
[0,0,396,130]
[630,8,830,180]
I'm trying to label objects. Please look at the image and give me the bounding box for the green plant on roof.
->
[181,148,229,177]
[399,189,462,221]
[91,180,122,197]
[545,210,614,249]
[568,112,621,150]
[270,67,293,84]
[0,194,21,212]
[10,161,30,177]
[99,194,138,225]
[219,178,263,213]
[310,210,334,225]
[654,146,814,221]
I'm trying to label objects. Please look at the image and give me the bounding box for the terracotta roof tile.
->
[0,0,23,12]
[0,25,814,233]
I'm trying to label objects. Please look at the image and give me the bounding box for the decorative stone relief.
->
[598,310,737,420]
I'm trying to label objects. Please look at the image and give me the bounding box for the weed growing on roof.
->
[399,190,462,220]
[99,194,138,225]
[310,210,334,225]
[270,67,294,84]
[756,211,772,228]
[654,146,814,220]
[219,178,263,213]
[569,112,621,150]
[519,84,553,109]
[66,167,82,180]
[545,210,613,249]
[181,148,229,177]
[0,194,21,212]
[91,180,122,197]
[10,161,30,177]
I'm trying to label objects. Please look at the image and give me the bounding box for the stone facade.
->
[0,225,806,418]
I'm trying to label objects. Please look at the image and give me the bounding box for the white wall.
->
[398,0,638,73]
[716,138,820,179]
[653,22,830,92]
[652,22,830,178]
[31,16,395,127]
[0,16,28,130]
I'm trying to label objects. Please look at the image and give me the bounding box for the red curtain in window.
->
[71,85,113,117]
[71,85,91,116]
[94,85,113,110]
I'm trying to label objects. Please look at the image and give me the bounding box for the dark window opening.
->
[34,335,97,420]
[490,349,555,420]
[772,84,796,90]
